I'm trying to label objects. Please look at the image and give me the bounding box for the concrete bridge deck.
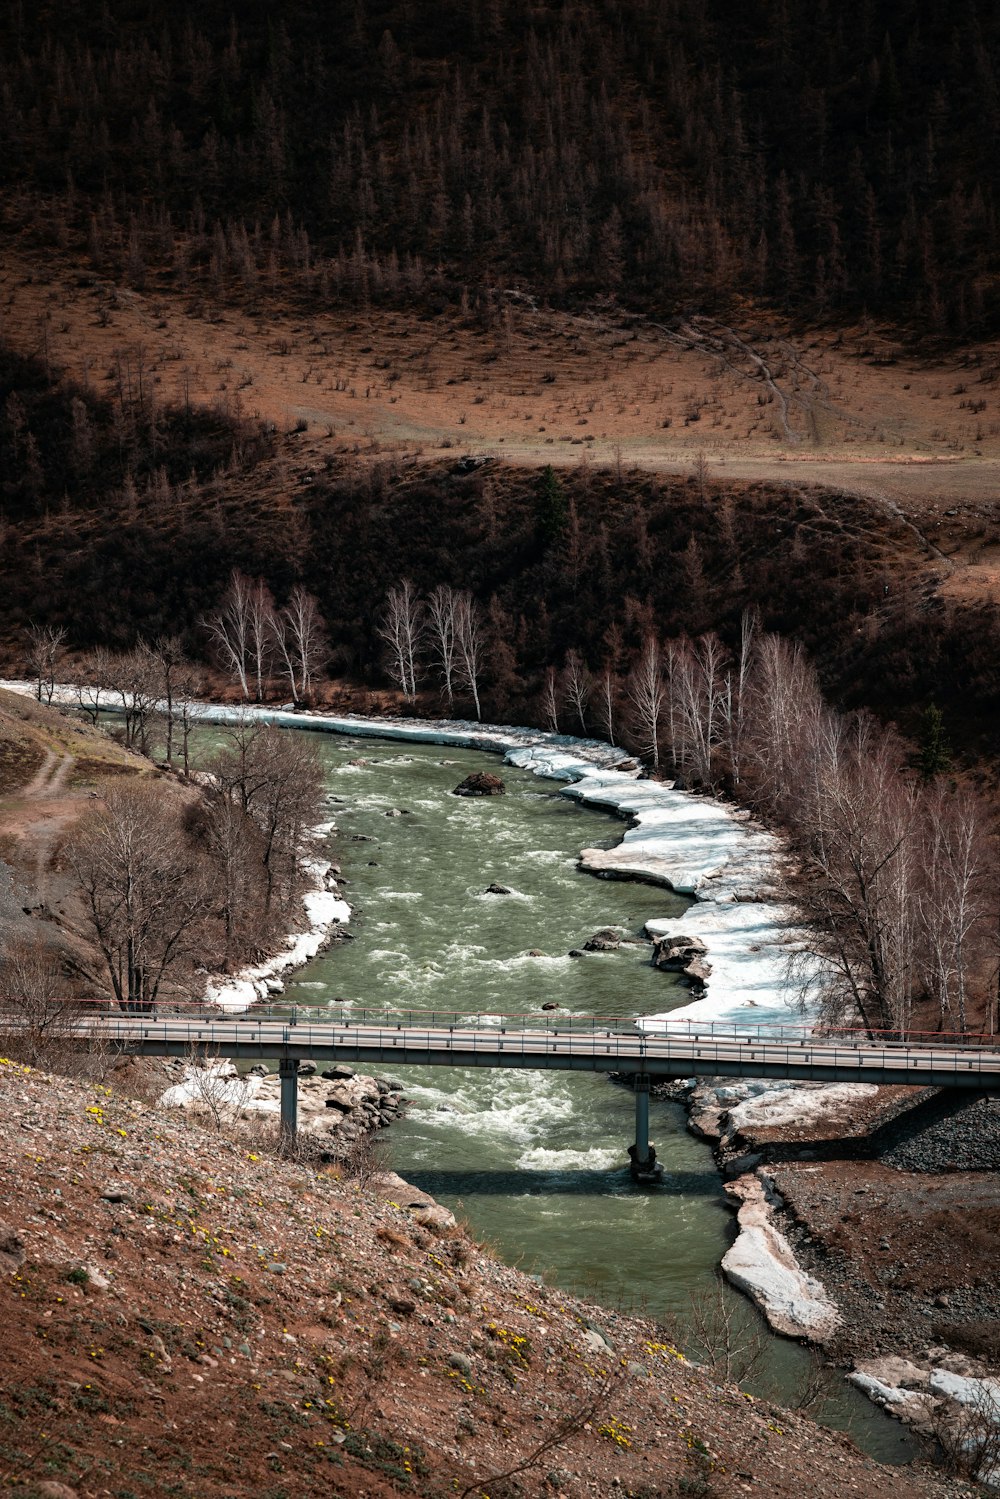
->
[68,1008,1000,1092]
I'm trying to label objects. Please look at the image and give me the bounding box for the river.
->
[196,724,916,1463]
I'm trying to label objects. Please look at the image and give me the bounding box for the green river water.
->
[197,726,916,1464]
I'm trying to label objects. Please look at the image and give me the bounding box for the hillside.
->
[2,0,999,330]
[0,1058,974,1499]
[0,688,154,981]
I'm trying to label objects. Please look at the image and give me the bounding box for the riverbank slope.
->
[0,1057,972,1499]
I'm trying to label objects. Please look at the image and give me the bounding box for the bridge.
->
[52,1007,1000,1183]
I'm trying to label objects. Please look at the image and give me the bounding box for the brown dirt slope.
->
[0,1060,973,1499]
[5,240,1000,609]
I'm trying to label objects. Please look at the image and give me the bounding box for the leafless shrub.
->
[0,938,109,1079]
[930,1386,1000,1483]
[685,1282,766,1386]
[180,1042,251,1130]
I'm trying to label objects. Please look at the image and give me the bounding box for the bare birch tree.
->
[378,579,424,701]
[594,668,619,747]
[454,590,484,721]
[426,584,458,712]
[246,578,276,703]
[272,586,328,703]
[541,667,560,733]
[917,785,992,1033]
[627,636,666,769]
[561,649,592,734]
[202,570,253,698]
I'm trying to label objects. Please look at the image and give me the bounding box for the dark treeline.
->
[2,0,1000,329]
[3,344,1000,752]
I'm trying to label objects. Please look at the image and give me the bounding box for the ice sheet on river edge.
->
[0,683,816,1028]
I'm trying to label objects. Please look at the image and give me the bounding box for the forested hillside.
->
[2,0,999,330]
[3,342,1000,759]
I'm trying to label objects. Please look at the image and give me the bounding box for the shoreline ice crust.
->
[504,744,810,1031]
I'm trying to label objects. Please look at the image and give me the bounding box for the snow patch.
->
[721,1173,840,1342]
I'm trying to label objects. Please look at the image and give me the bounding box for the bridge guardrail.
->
[22,1001,1000,1047]
[8,1007,999,1082]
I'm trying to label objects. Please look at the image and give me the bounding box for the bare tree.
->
[687,1282,766,1385]
[272,585,328,703]
[667,633,729,786]
[594,668,619,747]
[150,635,188,762]
[0,940,92,1074]
[789,718,919,1033]
[718,609,757,788]
[454,590,483,721]
[246,577,276,702]
[72,646,114,726]
[917,784,993,1033]
[541,667,560,733]
[108,644,159,754]
[210,719,325,918]
[24,623,67,704]
[181,1043,252,1129]
[67,783,209,1010]
[426,583,459,711]
[202,570,253,698]
[561,649,592,733]
[173,663,204,778]
[626,635,666,769]
[378,579,424,701]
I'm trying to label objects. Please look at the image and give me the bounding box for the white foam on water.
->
[406,1072,575,1145]
[517,1145,621,1171]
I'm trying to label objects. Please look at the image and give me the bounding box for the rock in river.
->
[583,927,621,952]
[484,882,513,895]
[453,771,505,797]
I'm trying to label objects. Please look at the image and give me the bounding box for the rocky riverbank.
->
[158,1056,407,1151]
[642,1072,1000,1477]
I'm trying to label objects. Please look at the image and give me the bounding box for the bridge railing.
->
[8,1006,999,1081]
[7,1001,1000,1049]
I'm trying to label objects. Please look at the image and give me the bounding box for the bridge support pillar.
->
[279,1058,298,1145]
[628,1075,663,1184]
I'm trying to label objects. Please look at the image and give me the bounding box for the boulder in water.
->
[484,882,513,895]
[583,927,621,952]
[453,772,506,797]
